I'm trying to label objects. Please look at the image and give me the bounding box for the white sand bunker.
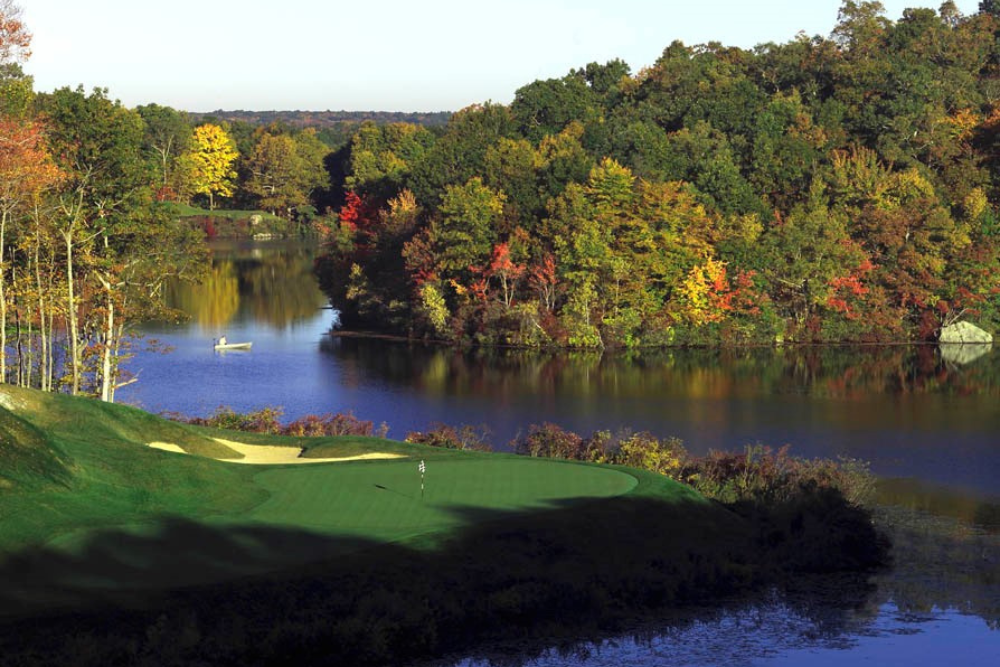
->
[148,438,404,465]
[148,441,186,454]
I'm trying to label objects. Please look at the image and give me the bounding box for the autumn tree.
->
[244,128,329,215]
[0,118,62,382]
[310,2,1000,346]
[484,242,525,308]
[0,0,30,65]
[184,123,238,210]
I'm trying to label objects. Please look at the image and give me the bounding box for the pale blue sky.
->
[21,0,980,112]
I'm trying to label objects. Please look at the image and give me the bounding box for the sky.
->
[20,0,983,112]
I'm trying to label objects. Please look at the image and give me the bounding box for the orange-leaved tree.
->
[0,0,31,65]
[0,118,62,382]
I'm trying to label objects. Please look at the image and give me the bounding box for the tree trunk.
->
[34,213,52,392]
[63,229,81,395]
[1,209,7,384]
[97,273,115,402]
[100,292,114,402]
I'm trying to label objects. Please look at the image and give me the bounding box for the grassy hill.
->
[0,386,730,618]
[0,386,881,666]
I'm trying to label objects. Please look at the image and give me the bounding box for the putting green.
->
[247,457,639,542]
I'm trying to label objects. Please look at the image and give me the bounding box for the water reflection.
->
[370,337,964,408]
[878,479,1000,533]
[318,338,1000,496]
[166,262,239,328]
[320,340,1000,401]
[164,240,327,331]
[442,507,1000,667]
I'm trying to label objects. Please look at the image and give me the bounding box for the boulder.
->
[939,321,993,345]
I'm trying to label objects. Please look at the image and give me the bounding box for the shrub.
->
[609,431,686,478]
[285,412,389,438]
[187,406,285,434]
[678,443,876,507]
[181,407,388,438]
[511,423,585,459]
[405,423,493,451]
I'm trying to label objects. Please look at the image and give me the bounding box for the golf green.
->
[247,457,639,541]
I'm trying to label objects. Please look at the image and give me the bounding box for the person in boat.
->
[218,334,227,346]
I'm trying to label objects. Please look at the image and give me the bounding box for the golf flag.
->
[418,460,426,498]
[418,460,426,474]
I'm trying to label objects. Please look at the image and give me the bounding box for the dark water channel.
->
[120,241,1000,666]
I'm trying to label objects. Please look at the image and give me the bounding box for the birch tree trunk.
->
[62,227,80,395]
[95,272,114,402]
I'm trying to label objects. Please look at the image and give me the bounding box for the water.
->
[119,240,1000,666]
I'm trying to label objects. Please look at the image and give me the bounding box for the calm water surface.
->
[120,241,1000,666]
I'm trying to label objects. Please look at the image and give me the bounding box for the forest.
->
[0,0,378,399]
[7,1,1000,405]
[316,1,1000,347]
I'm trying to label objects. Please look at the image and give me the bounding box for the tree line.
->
[0,2,264,400]
[316,1,1000,347]
[1,0,419,399]
[8,1,1000,402]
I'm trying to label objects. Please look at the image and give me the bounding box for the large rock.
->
[939,321,993,344]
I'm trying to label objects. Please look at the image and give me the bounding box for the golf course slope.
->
[6,386,882,666]
[0,386,738,618]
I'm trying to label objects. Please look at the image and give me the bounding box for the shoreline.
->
[329,328,951,350]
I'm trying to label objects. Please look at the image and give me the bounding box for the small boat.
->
[214,341,252,351]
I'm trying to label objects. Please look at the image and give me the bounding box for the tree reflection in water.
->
[165,240,327,331]
[443,508,1000,667]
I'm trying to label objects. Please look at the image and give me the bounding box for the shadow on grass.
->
[0,490,884,666]
[0,518,377,620]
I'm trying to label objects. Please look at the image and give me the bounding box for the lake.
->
[119,240,1000,666]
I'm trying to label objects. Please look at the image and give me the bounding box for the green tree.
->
[244,129,328,216]
[429,177,505,276]
[408,103,517,206]
[344,121,434,200]
[136,103,192,200]
[511,72,598,142]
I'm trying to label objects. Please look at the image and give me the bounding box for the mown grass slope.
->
[0,385,725,622]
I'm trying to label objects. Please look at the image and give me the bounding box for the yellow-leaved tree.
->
[183,123,237,210]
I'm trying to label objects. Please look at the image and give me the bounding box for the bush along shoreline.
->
[1,408,887,667]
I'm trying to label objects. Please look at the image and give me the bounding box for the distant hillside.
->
[186,109,453,149]
[189,109,452,129]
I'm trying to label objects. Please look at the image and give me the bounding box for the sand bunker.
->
[148,441,186,454]
[147,437,404,465]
